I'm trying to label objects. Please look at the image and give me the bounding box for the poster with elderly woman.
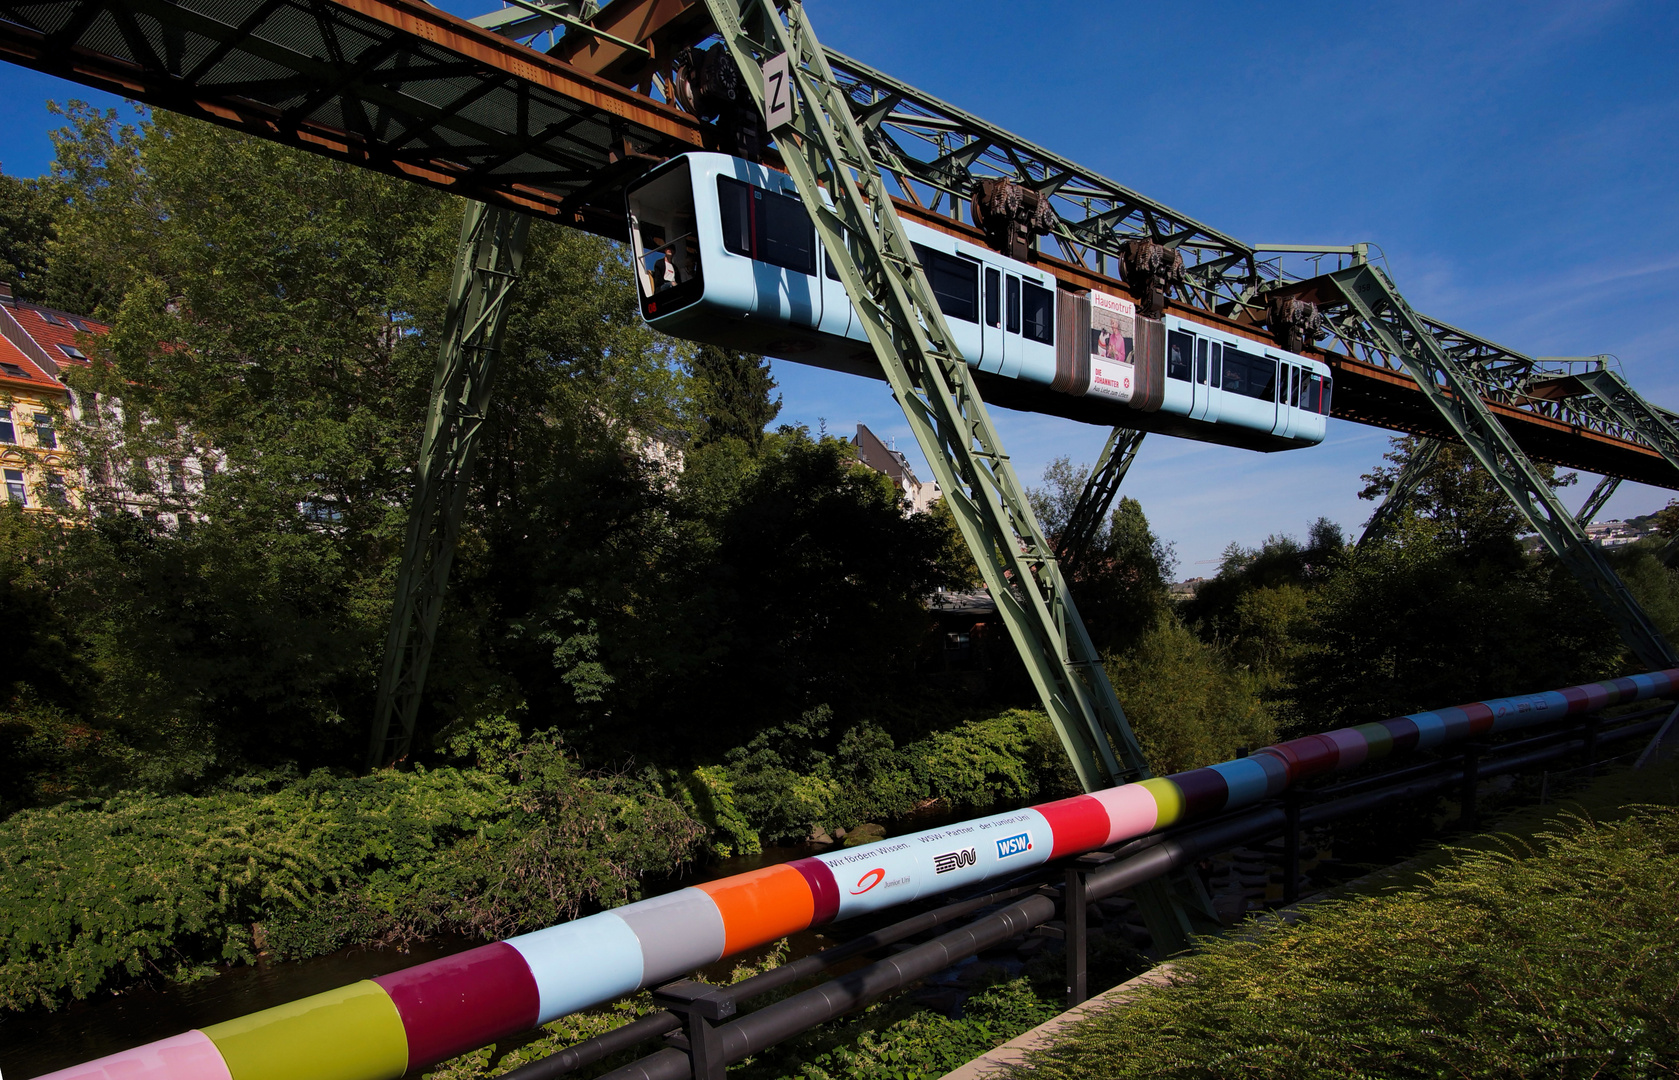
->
[1087,290,1136,402]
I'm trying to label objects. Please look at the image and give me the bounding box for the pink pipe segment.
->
[36,668,1679,1080]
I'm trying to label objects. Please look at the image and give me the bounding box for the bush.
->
[0,740,702,1012]
[1105,617,1274,775]
[1013,807,1679,1078]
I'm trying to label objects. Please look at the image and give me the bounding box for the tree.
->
[690,344,780,451]
[0,172,58,302]
[1358,435,1575,561]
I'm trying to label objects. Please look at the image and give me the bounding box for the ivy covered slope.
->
[1013,804,1679,1078]
[0,743,702,1013]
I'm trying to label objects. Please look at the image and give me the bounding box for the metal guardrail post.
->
[1282,790,1302,905]
[1459,743,1481,829]
[652,981,736,1080]
[1064,851,1114,1006]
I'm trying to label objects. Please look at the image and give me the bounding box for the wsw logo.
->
[850,867,886,894]
[995,832,1033,859]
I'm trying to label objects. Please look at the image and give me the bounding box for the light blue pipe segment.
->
[1407,711,1448,750]
[507,910,643,1024]
[1487,691,1570,734]
[616,888,727,986]
[1629,673,1660,694]
[815,807,1051,919]
[1207,759,1271,809]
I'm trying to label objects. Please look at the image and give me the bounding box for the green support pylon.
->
[1056,427,1145,577]
[1327,264,1677,668]
[700,0,1142,793]
[699,0,1215,951]
[1576,474,1621,526]
[369,201,530,769]
[1357,437,1444,548]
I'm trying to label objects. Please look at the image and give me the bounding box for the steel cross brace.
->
[1576,474,1621,526]
[699,0,1144,792]
[1357,436,1444,549]
[1569,367,1679,481]
[369,200,530,769]
[1327,264,1677,669]
[698,0,1217,955]
[1056,427,1145,576]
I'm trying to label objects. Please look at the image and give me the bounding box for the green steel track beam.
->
[1057,427,1146,577]
[1357,437,1444,549]
[696,0,1144,794]
[1576,475,1621,526]
[1326,264,1677,669]
[697,0,1215,953]
[369,201,530,769]
[1568,367,1679,480]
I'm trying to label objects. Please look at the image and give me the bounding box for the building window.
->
[40,311,66,327]
[45,472,67,506]
[58,344,87,361]
[1,362,26,379]
[4,469,25,506]
[0,409,14,444]
[170,460,187,493]
[33,413,55,449]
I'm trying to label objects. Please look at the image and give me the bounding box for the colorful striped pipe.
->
[39,669,1678,1080]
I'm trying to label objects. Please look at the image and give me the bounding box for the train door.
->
[979,266,1003,373]
[1189,337,1212,420]
[1001,272,1022,379]
[1269,355,1291,436]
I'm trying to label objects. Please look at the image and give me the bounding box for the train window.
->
[1322,375,1333,414]
[1167,330,1194,381]
[985,268,1001,328]
[1006,274,1021,333]
[1291,366,1301,406]
[758,188,816,275]
[1022,282,1054,344]
[1304,373,1321,412]
[1195,339,1207,383]
[718,177,751,257]
[1209,342,1222,388]
[1222,349,1277,401]
[911,243,978,322]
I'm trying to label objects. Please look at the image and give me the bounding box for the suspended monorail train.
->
[626,152,1331,451]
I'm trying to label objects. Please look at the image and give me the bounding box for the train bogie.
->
[626,152,1331,452]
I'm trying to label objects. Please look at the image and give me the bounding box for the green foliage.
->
[1012,808,1679,1078]
[0,741,703,1012]
[724,708,1076,845]
[690,344,781,451]
[752,977,1061,1080]
[0,171,59,302]
[1106,617,1275,774]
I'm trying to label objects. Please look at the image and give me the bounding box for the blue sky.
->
[2,1,1675,572]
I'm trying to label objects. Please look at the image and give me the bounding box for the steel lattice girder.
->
[697,0,1150,793]
[0,0,702,227]
[1056,427,1146,576]
[696,0,1215,956]
[1324,263,1676,669]
[369,200,529,769]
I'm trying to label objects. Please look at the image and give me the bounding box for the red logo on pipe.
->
[851,868,885,894]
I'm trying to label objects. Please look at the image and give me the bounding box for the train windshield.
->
[627,158,703,316]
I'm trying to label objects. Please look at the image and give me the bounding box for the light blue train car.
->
[627,152,1331,452]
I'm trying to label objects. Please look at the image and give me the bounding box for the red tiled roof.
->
[10,302,109,369]
[0,332,61,392]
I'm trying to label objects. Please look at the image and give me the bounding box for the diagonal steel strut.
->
[369,200,530,769]
[1327,264,1676,668]
[1056,427,1145,577]
[698,0,1144,792]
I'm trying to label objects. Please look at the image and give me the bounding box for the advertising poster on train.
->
[1088,290,1136,403]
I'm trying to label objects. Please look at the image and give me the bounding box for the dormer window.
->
[0,362,25,379]
[59,344,87,361]
[40,311,66,327]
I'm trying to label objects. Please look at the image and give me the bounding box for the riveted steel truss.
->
[370,200,529,769]
[1056,428,1146,576]
[1318,263,1675,668]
